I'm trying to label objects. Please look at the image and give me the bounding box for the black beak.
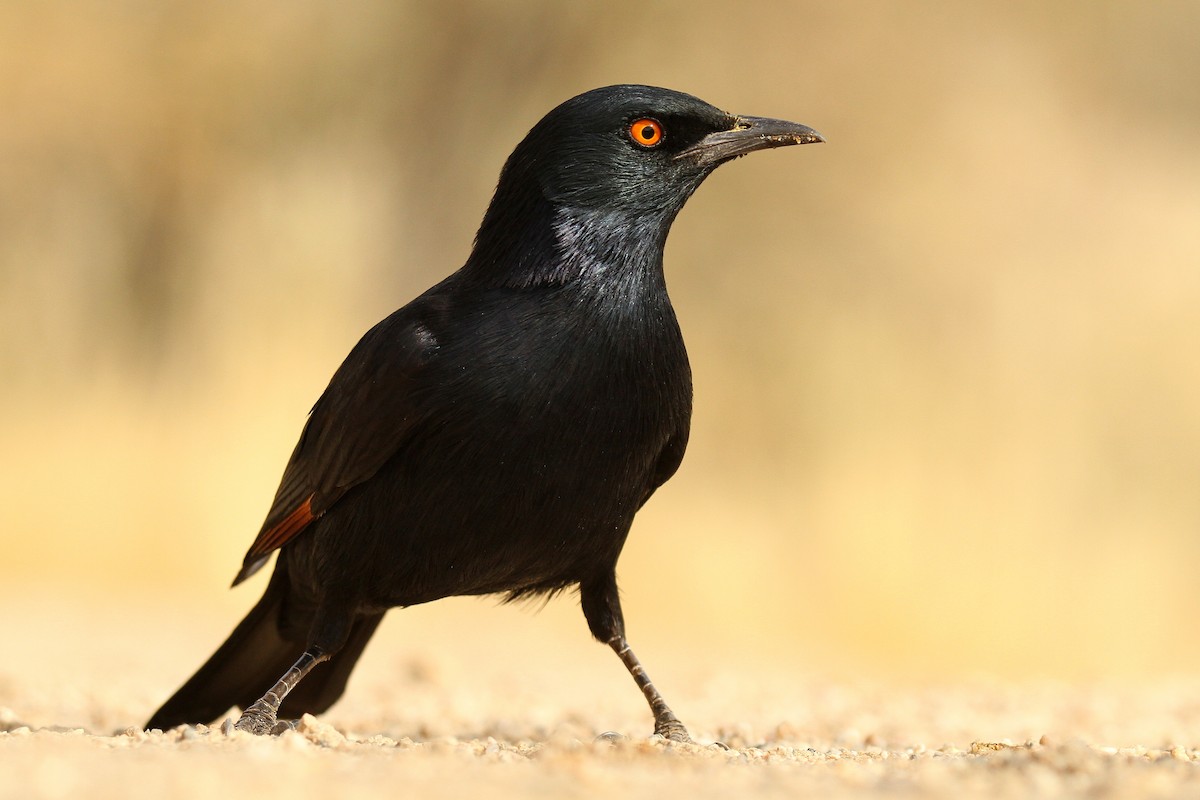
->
[675,116,825,167]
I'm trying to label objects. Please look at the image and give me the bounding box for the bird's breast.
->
[338,284,693,602]
[423,283,691,484]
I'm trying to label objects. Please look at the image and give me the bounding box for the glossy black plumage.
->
[146,85,822,740]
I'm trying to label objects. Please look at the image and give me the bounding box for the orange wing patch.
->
[232,494,319,586]
[247,494,317,561]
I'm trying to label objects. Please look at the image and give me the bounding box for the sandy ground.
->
[4,593,1200,799]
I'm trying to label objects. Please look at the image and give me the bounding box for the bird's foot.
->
[233,702,292,735]
[653,717,694,744]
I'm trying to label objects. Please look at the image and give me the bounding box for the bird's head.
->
[517,84,822,213]
[466,85,823,286]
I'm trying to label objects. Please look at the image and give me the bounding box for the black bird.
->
[146,85,822,741]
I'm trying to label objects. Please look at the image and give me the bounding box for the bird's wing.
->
[232,304,440,585]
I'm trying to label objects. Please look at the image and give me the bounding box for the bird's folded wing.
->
[233,304,440,585]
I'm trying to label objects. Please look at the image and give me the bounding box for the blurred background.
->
[2,0,1199,698]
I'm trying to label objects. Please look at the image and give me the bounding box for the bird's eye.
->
[628,118,664,148]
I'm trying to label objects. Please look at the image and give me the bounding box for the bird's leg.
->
[234,648,328,735]
[606,633,692,743]
[581,571,693,743]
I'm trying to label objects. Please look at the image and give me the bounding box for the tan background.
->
[2,0,1199,703]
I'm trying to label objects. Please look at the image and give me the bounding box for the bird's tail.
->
[145,566,383,731]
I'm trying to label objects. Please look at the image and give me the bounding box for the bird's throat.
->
[547,205,671,290]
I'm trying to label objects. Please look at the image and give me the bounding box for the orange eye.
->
[629,118,664,148]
